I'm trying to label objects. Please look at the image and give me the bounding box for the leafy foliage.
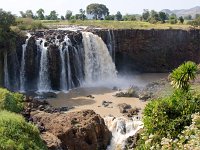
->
[0,110,47,150]
[136,90,200,149]
[0,88,24,113]
[161,113,200,149]
[0,9,16,31]
[136,61,200,149]
[86,3,109,19]
[169,61,197,92]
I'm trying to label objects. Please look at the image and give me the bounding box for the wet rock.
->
[86,95,95,99]
[115,86,139,98]
[118,103,132,113]
[127,107,141,117]
[102,101,112,107]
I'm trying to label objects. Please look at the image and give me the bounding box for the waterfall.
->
[107,30,116,62]
[104,116,143,150]
[4,52,10,89]
[59,36,68,91]
[82,32,117,84]
[20,34,31,92]
[37,39,51,92]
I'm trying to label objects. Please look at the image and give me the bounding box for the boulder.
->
[31,110,111,150]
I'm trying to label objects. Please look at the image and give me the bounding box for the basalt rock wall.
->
[95,29,200,73]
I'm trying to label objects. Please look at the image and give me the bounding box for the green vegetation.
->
[169,61,197,92]
[0,110,47,150]
[86,3,109,20]
[161,113,200,149]
[0,88,24,113]
[136,61,200,149]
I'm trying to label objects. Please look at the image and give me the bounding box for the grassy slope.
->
[16,18,194,30]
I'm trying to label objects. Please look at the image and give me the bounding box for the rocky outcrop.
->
[48,44,61,90]
[25,36,39,90]
[95,29,200,73]
[31,110,111,150]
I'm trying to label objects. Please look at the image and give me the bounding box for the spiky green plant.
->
[169,61,197,92]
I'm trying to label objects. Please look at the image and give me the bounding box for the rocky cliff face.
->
[32,110,111,150]
[95,29,200,73]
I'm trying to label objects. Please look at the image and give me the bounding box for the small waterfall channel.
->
[104,116,143,150]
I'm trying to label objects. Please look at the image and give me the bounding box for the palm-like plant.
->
[169,61,198,92]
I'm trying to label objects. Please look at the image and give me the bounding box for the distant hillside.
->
[161,6,200,19]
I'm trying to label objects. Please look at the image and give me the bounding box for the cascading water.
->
[20,34,31,92]
[59,36,69,91]
[107,30,116,62]
[4,52,10,89]
[104,116,143,150]
[37,39,51,92]
[82,32,117,84]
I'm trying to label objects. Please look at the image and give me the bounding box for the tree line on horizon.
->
[16,3,200,25]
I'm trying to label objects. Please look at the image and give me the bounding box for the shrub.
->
[161,113,200,149]
[136,90,200,149]
[0,110,47,150]
[0,88,24,113]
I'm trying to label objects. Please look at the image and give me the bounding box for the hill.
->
[161,6,200,19]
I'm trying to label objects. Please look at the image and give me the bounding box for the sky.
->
[1,0,200,16]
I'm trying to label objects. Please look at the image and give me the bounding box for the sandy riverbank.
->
[47,87,148,118]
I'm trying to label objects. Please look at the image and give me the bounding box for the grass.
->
[15,18,194,30]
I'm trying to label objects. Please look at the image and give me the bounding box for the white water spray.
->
[38,39,51,92]
[4,52,10,89]
[82,32,117,84]
[104,116,143,150]
[20,33,31,92]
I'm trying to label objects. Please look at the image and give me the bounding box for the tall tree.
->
[49,10,58,20]
[142,9,150,21]
[79,9,86,20]
[19,11,26,18]
[36,9,45,20]
[159,12,167,23]
[0,9,15,31]
[179,16,184,24]
[65,10,72,20]
[86,3,109,20]
[115,11,122,21]
[25,10,34,18]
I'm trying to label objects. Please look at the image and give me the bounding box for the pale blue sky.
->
[1,0,200,16]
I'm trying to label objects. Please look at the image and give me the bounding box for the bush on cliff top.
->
[0,110,47,150]
[0,88,24,113]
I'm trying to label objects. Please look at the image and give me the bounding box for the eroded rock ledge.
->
[31,110,111,150]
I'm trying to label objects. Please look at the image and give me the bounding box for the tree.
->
[123,14,137,21]
[65,10,72,20]
[0,9,15,31]
[169,61,197,92]
[148,10,160,23]
[159,12,167,23]
[115,11,122,21]
[184,15,192,20]
[19,11,26,18]
[179,16,184,24]
[142,9,150,21]
[36,9,45,20]
[195,14,200,19]
[169,13,177,24]
[105,15,115,20]
[25,10,34,18]
[79,9,86,20]
[48,10,58,20]
[61,16,65,20]
[86,3,109,20]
